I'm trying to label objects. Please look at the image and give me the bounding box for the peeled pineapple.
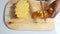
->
[15,0,29,18]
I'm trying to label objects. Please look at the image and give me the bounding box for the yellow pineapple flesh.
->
[15,0,29,18]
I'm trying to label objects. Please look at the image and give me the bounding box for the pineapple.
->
[15,0,29,18]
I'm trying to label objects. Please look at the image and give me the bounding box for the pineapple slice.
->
[15,0,29,18]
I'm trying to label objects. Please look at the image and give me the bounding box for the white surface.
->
[0,0,60,34]
[54,13,60,34]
